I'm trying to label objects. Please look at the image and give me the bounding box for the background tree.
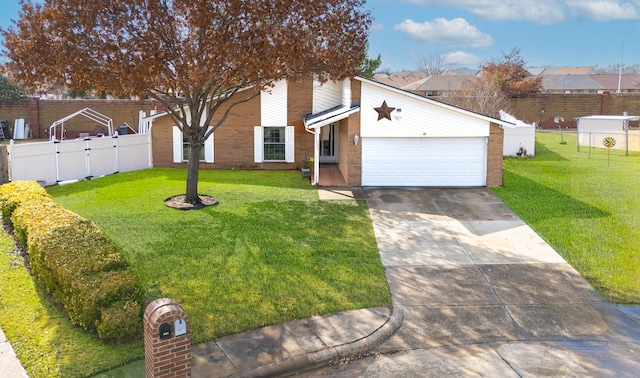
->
[0,75,27,99]
[359,48,382,79]
[2,0,371,206]
[415,50,450,76]
[481,47,541,97]
[437,75,509,118]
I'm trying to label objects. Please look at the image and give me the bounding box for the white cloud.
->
[403,0,566,24]
[566,1,639,21]
[394,18,494,49]
[443,51,484,66]
[371,23,385,32]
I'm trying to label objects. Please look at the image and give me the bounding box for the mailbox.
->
[159,322,171,340]
[174,318,187,336]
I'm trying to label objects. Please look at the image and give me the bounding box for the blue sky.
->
[2,0,640,72]
[366,0,640,71]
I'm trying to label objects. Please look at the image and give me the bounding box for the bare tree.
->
[415,50,450,76]
[437,76,509,118]
[2,0,371,206]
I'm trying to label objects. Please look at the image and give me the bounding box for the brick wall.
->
[0,99,29,138]
[38,99,157,139]
[287,77,314,168]
[0,98,157,139]
[339,79,363,187]
[152,91,263,170]
[152,79,316,171]
[505,93,640,129]
[486,123,504,187]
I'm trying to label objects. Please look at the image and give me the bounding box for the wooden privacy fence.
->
[8,133,152,185]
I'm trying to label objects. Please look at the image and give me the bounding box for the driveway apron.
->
[361,187,640,375]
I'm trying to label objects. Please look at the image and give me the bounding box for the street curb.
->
[237,306,404,377]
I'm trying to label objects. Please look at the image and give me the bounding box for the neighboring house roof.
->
[541,75,603,91]
[588,74,640,90]
[358,76,513,128]
[531,66,596,75]
[372,71,428,88]
[403,75,474,92]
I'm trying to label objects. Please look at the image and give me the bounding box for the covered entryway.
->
[319,123,339,163]
[361,137,487,186]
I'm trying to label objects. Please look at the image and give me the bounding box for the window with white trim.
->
[254,126,294,163]
[264,127,286,161]
[173,126,214,163]
[183,134,205,161]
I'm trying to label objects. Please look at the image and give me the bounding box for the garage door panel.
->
[362,137,486,186]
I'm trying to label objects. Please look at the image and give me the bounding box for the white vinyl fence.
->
[577,131,640,155]
[9,133,152,185]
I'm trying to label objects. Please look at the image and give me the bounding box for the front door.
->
[319,123,338,163]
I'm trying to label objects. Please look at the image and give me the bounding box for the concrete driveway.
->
[303,187,640,376]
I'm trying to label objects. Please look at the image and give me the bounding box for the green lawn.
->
[0,169,390,376]
[492,132,640,303]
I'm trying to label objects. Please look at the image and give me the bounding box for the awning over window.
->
[304,105,360,129]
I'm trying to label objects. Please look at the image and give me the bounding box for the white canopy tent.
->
[49,108,114,141]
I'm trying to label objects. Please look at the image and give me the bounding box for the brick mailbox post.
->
[144,298,192,377]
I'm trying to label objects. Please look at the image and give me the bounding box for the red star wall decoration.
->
[374,101,395,121]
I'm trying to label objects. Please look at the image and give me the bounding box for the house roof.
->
[403,75,474,92]
[529,66,596,75]
[304,104,360,129]
[372,71,428,88]
[541,75,603,91]
[358,76,513,128]
[588,74,640,90]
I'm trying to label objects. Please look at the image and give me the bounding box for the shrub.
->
[0,181,49,223]
[0,181,144,342]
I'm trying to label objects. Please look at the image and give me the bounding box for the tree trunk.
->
[184,135,202,205]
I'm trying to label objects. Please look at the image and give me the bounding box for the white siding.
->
[313,78,343,113]
[261,80,288,126]
[359,82,490,138]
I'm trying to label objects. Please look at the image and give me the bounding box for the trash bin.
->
[119,125,128,135]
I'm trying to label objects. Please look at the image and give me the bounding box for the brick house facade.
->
[147,76,510,187]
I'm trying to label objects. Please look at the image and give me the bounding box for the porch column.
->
[313,128,320,185]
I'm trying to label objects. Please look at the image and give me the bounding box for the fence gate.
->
[9,134,152,185]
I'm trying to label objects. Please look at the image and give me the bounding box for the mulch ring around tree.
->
[164,194,219,210]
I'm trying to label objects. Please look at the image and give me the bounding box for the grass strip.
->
[492,132,640,303]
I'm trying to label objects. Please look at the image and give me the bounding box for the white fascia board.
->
[305,107,360,129]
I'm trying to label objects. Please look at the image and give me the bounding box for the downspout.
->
[303,119,319,185]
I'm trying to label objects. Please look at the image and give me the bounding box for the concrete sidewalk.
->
[96,307,402,378]
[0,327,27,377]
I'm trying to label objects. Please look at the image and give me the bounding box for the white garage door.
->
[361,137,487,186]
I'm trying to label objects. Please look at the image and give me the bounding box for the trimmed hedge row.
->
[0,181,144,341]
